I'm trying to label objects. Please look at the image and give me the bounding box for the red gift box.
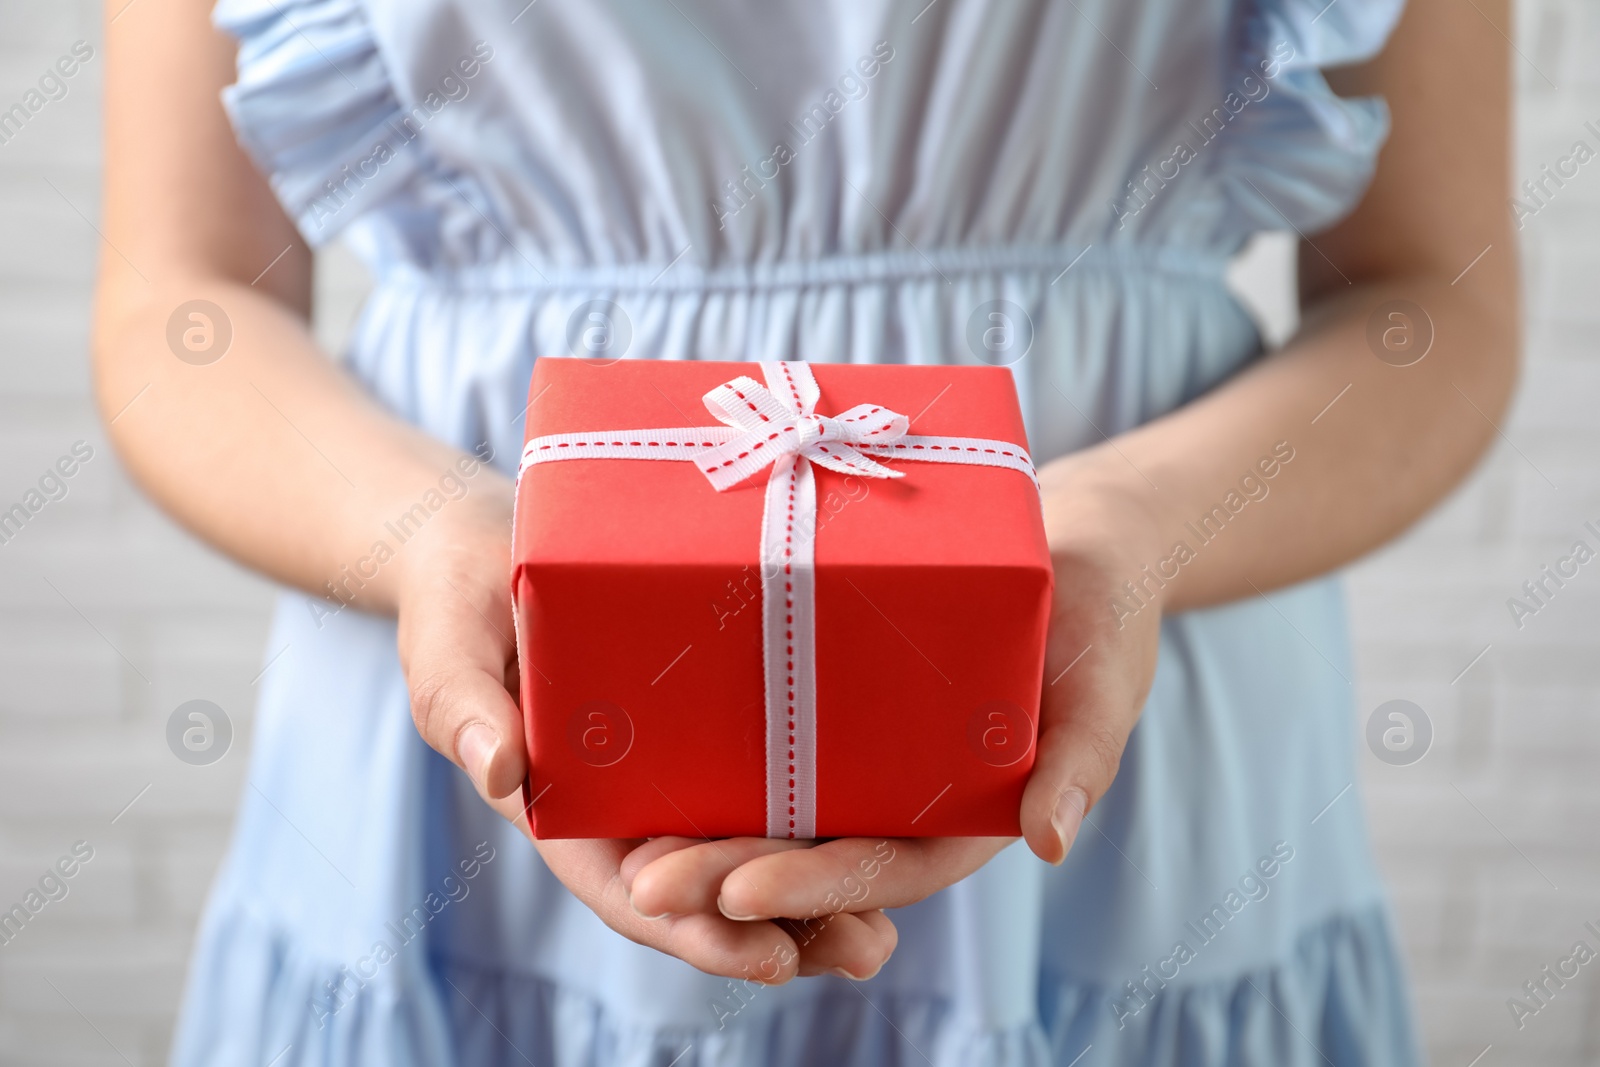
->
[512,358,1052,839]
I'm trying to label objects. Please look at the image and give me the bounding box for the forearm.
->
[1041,272,1518,616]
[94,0,510,617]
[93,274,511,615]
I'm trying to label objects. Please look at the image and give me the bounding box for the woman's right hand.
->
[393,486,897,984]
[91,0,897,992]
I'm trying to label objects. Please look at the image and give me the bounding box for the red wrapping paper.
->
[513,358,1052,838]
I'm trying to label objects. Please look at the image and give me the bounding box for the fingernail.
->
[829,964,881,982]
[630,898,672,921]
[717,896,761,921]
[1050,787,1088,865]
[458,723,499,794]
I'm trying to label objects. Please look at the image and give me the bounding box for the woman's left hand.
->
[624,462,1166,965]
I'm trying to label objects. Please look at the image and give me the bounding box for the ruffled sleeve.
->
[214,0,431,245]
[1208,0,1406,241]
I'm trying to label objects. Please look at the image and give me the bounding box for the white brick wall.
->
[0,6,362,1063]
[0,1,1595,1064]
[1348,4,1600,1064]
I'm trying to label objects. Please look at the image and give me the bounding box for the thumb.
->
[410,665,528,804]
[1018,643,1142,865]
[399,580,528,809]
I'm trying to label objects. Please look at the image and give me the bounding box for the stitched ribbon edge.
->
[518,431,1039,489]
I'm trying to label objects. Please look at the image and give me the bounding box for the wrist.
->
[1039,449,1171,615]
[391,475,515,613]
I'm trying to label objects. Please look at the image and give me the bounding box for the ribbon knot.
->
[696,373,911,491]
[794,412,838,450]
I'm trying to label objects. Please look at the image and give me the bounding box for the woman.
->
[95,0,1515,1063]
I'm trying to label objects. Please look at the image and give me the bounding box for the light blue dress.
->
[176,1,1422,1063]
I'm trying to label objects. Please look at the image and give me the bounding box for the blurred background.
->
[1,1,1597,1064]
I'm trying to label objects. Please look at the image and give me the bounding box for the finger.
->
[717,837,1011,919]
[538,839,803,983]
[409,659,527,802]
[401,587,527,804]
[629,837,815,918]
[618,836,702,893]
[1019,636,1145,865]
[655,912,804,984]
[617,835,795,902]
[785,909,899,979]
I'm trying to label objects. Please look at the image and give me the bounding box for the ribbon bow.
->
[695,362,910,491]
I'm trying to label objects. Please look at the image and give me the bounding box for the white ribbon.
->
[518,361,1037,838]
